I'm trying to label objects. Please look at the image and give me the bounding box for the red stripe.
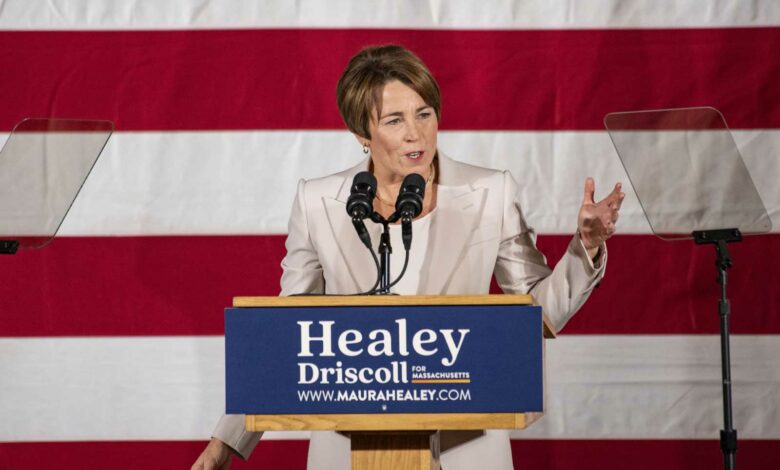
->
[1,440,777,469]
[604,107,729,130]
[10,118,114,133]
[0,441,308,470]
[0,28,778,131]
[531,233,780,335]
[510,439,780,469]
[1,234,778,336]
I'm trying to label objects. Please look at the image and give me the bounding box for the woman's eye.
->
[385,118,401,125]
[418,112,431,119]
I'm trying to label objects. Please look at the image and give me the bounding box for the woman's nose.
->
[404,122,420,141]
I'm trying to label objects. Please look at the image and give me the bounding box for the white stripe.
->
[0,336,303,442]
[0,0,778,30]
[516,335,780,439]
[9,129,771,236]
[1,335,777,441]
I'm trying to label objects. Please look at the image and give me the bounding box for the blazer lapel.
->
[419,184,486,294]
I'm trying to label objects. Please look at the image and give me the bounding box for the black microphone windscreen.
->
[402,173,425,196]
[396,173,426,218]
[346,171,377,219]
[353,171,377,192]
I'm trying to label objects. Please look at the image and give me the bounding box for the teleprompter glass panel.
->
[604,107,770,240]
[0,118,113,249]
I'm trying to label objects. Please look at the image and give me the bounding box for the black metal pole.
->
[716,240,737,470]
[694,229,741,470]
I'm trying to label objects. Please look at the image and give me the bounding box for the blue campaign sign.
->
[225,303,543,415]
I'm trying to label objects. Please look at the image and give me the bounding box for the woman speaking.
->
[193,44,623,470]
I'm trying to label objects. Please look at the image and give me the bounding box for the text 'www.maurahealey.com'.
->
[297,388,472,403]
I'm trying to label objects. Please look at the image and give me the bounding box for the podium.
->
[226,295,554,470]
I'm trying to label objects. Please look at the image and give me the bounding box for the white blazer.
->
[214,153,606,470]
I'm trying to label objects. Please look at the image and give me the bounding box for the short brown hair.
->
[336,45,441,139]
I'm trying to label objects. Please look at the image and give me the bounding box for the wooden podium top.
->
[245,411,542,432]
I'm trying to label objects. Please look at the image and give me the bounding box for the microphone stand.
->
[370,212,402,295]
[378,225,392,293]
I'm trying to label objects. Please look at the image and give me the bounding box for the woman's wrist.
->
[577,229,601,260]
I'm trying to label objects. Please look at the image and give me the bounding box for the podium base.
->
[351,431,440,470]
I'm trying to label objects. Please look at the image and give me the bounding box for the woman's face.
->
[365,80,438,184]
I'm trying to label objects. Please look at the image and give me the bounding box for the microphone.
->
[395,173,426,250]
[346,171,377,249]
[395,173,425,218]
[347,171,377,219]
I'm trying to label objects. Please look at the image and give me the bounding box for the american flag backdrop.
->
[1,1,779,469]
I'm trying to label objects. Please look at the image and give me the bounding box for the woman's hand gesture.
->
[577,177,625,257]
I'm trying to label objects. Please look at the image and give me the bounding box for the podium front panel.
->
[225,300,543,415]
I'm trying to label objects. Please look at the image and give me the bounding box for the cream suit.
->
[213,153,606,469]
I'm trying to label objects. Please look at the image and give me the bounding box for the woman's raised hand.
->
[577,177,625,256]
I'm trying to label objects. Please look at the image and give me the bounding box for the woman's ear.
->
[354,134,370,154]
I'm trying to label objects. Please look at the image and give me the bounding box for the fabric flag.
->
[1,1,779,468]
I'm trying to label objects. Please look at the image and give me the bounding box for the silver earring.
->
[362,143,370,154]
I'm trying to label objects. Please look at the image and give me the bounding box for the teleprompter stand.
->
[605,107,773,470]
[693,228,742,469]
